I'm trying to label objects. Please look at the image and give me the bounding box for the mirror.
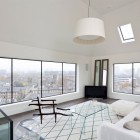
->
[101,59,109,86]
[94,60,101,86]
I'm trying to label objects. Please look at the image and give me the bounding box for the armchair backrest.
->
[29,97,65,124]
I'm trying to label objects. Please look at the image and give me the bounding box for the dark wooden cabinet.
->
[85,86,107,99]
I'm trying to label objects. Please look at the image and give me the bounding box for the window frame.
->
[113,62,140,95]
[118,24,135,43]
[42,61,63,97]
[62,62,77,94]
[12,58,42,103]
[0,57,77,106]
[0,57,12,104]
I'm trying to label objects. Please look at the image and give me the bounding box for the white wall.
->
[0,41,92,115]
[92,52,140,103]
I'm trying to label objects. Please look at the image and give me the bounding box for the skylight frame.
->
[117,23,135,43]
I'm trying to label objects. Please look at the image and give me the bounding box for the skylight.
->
[117,23,135,43]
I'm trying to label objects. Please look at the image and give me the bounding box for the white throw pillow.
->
[111,100,139,117]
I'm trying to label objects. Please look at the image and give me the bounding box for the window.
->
[0,58,11,105]
[13,59,41,102]
[42,62,62,97]
[113,63,140,95]
[63,63,76,94]
[113,64,132,94]
[0,57,77,105]
[133,63,140,95]
[118,23,135,43]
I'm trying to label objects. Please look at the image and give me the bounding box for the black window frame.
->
[0,57,77,106]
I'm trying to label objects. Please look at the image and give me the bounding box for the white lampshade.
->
[73,18,105,44]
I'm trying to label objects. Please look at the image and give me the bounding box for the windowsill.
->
[0,92,79,107]
[113,92,140,96]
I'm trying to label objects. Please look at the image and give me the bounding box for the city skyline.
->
[0,58,76,105]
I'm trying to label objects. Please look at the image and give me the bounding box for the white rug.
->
[19,101,122,140]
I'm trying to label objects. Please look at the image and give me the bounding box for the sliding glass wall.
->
[0,57,76,105]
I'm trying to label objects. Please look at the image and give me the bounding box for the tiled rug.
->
[21,101,122,140]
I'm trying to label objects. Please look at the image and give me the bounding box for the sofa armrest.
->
[97,122,140,140]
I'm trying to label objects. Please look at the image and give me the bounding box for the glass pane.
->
[13,59,41,102]
[114,64,132,94]
[120,24,134,40]
[117,23,135,43]
[0,123,10,139]
[42,62,62,97]
[133,63,140,95]
[0,109,13,140]
[63,63,76,94]
[0,58,11,105]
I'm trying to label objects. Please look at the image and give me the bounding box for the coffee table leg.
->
[80,116,86,134]
[70,115,72,128]
[83,117,86,134]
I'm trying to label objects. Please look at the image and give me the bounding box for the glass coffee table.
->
[70,100,108,133]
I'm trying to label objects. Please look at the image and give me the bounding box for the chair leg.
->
[41,115,43,124]
[55,113,57,123]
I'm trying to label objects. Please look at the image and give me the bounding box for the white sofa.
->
[97,104,140,140]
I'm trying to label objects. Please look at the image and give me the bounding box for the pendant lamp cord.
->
[88,0,90,17]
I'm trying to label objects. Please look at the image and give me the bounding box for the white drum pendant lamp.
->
[73,0,105,45]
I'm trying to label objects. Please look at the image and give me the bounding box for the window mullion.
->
[75,64,77,92]
[132,63,134,94]
[62,63,63,94]
[11,59,13,103]
[41,61,42,98]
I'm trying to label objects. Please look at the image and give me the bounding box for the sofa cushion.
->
[123,121,140,133]
[111,100,138,117]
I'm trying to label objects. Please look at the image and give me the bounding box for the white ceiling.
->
[81,0,138,15]
[0,0,139,57]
